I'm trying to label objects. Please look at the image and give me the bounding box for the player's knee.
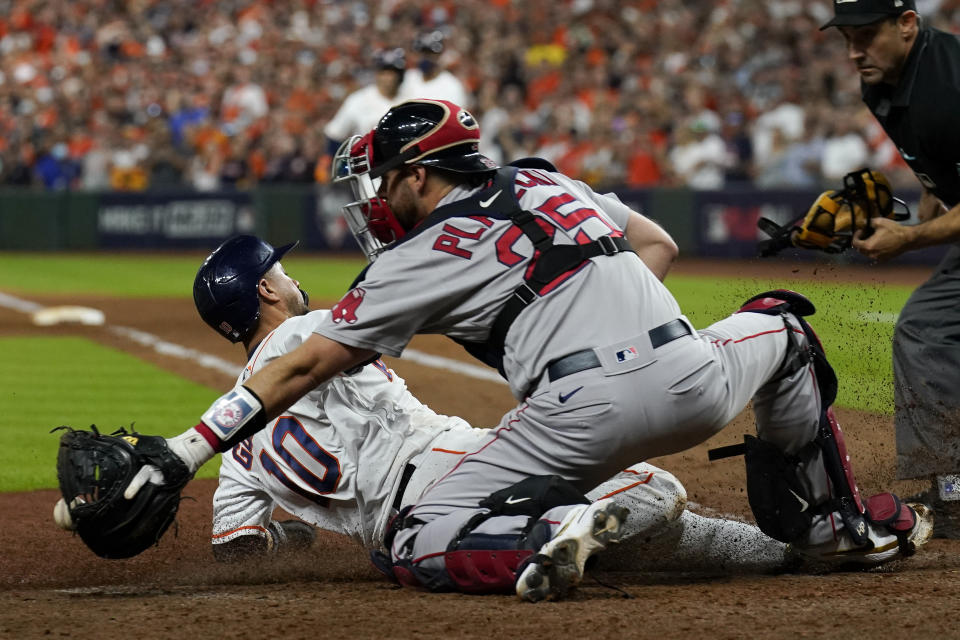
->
[210,520,315,563]
[212,534,268,562]
[642,467,687,524]
[739,289,838,408]
[603,466,687,533]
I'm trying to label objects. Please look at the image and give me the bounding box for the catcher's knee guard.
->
[372,476,589,593]
[737,289,838,407]
[444,475,590,593]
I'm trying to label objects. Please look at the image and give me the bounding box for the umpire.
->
[823,0,960,537]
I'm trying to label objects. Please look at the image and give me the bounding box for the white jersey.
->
[400,69,470,108]
[324,85,406,143]
[212,310,472,549]
[315,167,683,399]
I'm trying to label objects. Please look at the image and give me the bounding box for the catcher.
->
[757,167,909,257]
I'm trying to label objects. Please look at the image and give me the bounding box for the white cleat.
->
[797,503,934,571]
[516,499,628,602]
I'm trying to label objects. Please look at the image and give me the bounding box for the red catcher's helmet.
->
[331,100,498,261]
[369,99,498,178]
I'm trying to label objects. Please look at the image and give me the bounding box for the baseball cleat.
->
[515,499,628,603]
[903,502,935,553]
[796,503,934,571]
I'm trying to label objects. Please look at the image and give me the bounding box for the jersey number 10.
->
[233,416,341,507]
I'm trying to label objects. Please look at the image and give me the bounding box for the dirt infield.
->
[2,258,957,640]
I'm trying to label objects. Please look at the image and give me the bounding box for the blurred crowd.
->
[2,0,960,193]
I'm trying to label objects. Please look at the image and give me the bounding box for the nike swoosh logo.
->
[788,489,809,513]
[899,148,916,161]
[558,386,584,403]
[504,496,530,505]
[479,189,502,208]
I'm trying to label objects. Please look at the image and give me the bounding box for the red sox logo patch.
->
[332,288,366,324]
[214,400,243,430]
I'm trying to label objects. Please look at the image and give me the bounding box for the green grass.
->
[0,254,919,492]
[0,337,221,492]
[0,253,367,299]
[666,275,914,414]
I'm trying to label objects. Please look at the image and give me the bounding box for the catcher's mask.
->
[332,99,498,261]
[193,235,297,342]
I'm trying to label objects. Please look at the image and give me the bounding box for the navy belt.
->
[546,318,692,382]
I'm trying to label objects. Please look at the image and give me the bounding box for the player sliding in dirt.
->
[193,235,794,575]
[55,100,932,602]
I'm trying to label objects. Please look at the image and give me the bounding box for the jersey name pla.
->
[433,217,494,259]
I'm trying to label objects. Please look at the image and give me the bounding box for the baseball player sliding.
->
[55,100,932,603]
[198,235,790,573]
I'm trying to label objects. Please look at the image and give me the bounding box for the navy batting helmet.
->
[193,235,297,343]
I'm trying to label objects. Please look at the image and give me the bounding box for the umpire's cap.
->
[194,235,297,343]
[820,0,916,30]
[369,99,499,179]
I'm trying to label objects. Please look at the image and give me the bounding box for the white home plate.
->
[31,306,106,326]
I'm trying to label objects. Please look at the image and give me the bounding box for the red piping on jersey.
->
[212,525,268,539]
[246,330,277,374]
[410,550,449,565]
[596,475,654,500]
[708,326,803,347]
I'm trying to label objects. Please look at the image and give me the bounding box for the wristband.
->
[200,385,267,448]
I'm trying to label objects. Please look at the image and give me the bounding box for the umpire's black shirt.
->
[862,26,960,208]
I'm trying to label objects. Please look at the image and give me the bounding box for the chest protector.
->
[400,167,633,374]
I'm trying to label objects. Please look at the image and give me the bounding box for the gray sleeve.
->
[313,244,472,356]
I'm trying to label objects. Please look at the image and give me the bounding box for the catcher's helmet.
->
[331,100,497,261]
[193,235,297,342]
[368,99,498,178]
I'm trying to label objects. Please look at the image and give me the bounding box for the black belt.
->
[392,463,417,511]
[546,318,692,382]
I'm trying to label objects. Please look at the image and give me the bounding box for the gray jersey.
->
[213,310,472,548]
[315,167,681,398]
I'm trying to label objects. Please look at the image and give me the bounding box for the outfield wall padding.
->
[0,185,941,263]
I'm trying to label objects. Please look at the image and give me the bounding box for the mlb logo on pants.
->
[616,346,638,362]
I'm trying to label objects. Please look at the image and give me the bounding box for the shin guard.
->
[815,407,869,546]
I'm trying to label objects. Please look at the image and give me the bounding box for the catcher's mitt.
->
[757,168,910,257]
[53,425,192,559]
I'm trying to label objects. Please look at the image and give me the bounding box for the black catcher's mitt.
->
[53,425,192,559]
[757,168,910,256]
